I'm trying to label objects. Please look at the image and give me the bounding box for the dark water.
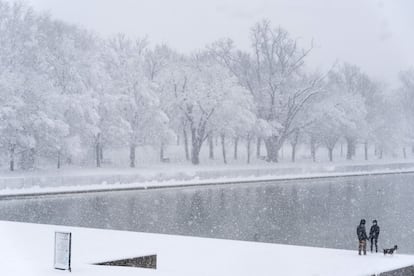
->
[1,173,414,253]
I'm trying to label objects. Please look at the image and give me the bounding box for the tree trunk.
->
[208,135,214,159]
[256,137,262,158]
[364,141,368,161]
[177,134,180,146]
[290,129,299,163]
[95,133,101,167]
[191,128,201,165]
[160,143,164,162]
[233,137,239,160]
[264,136,280,162]
[310,137,316,162]
[346,141,352,160]
[27,148,36,170]
[291,142,297,162]
[129,144,136,168]
[346,137,355,160]
[99,146,104,163]
[221,134,227,164]
[183,129,190,161]
[340,143,343,157]
[247,135,251,164]
[57,150,61,169]
[9,144,15,172]
[328,147,334,162]
[191,146,200,165]
[403,147,407,159]
[352,142,356,157]
[379,147,383,159]
[95,143,101,167]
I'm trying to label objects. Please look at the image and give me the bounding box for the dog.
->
[383,245,398,255]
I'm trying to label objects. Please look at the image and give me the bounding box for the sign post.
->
[54,232,72,272]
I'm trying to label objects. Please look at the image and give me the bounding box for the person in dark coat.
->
[369,220,380,253]
[357,219,368,255]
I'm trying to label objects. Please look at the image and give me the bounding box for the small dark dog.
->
[383,245,398,255]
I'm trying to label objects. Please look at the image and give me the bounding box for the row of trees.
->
[0,1,413,170]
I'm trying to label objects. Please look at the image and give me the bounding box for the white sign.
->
[54,232,72,271]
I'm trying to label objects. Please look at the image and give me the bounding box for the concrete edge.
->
[0,169,414,200]
[377,264,414,275]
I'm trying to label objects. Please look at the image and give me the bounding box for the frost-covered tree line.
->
[0,2,413,170]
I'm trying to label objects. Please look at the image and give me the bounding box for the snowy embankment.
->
[1,220,413,276]
[0,161,414,197]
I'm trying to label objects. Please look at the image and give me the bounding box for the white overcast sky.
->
[9,0,414,85]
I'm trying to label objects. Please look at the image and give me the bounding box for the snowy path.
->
[1,221,413,276]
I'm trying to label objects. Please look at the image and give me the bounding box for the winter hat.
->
[373,220,377,224]
[360,219,366,225]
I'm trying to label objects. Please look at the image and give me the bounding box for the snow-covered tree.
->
[210,85,256,164]
[36,18,103,167]
[160,52,254,165]
[211,20,324,162]
[327,64,369,160]
[103,35,168,167]
[305,92,352,162]
[0,0,411,170]
[394,69,414,156]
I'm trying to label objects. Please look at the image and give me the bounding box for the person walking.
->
[369,220,380,253]
[357,219,368,255]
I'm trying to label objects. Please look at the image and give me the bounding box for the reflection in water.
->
[0,174,414,253]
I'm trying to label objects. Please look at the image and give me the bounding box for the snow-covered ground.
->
[1,221,413,276]
[0,160,414,197]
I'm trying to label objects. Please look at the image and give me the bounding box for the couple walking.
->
[357,219,380,255]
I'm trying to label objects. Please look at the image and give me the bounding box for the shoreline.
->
[1,166,414,200]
